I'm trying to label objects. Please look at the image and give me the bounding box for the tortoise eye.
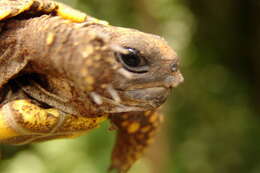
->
[116,47,149,73]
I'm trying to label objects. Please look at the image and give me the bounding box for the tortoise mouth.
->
[121,87,170,107]
[98,87,170,113]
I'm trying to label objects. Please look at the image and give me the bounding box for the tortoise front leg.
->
[0,99,107,145]
[109,110,163,173]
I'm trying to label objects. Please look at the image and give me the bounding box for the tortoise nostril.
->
[171,63,178,72]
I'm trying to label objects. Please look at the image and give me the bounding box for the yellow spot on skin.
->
[81,46,94,58]
[149,114,158,123]
[141,126,151,133]
[112,64,119,70]
[85,85,93,91]
[46,32,55,45]
[85,75,94,85]
[127,122,140,133]
[105,56,115,64]
[147,138,155,144]
[93,54,101,61]
[144,111,151,116]
[100,84,108,88]
[159,114,164,123]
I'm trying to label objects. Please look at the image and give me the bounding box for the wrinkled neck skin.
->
[0,15,182,116]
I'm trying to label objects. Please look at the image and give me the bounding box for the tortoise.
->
[0,0,183,172]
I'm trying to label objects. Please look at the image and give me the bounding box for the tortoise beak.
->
[90,86,170,113]
[120,87,170,109]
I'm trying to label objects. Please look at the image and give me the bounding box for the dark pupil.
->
[121,51,141,67]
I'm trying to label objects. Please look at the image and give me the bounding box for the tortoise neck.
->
[1,15,114,91]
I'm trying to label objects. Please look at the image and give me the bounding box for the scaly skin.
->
[0,5,183,173]
[0,15,118,116]
[110,110,163,172]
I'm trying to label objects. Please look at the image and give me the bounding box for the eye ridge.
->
[116,47,149,73]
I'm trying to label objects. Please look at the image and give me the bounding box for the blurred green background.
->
[1,0,260,173]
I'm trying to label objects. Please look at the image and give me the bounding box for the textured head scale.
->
[84,24,184,113]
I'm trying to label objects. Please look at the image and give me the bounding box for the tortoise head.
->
[83,24,183,113]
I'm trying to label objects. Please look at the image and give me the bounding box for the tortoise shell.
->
[0,0,108,23]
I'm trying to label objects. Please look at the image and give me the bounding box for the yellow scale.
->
[0,100,107,144]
